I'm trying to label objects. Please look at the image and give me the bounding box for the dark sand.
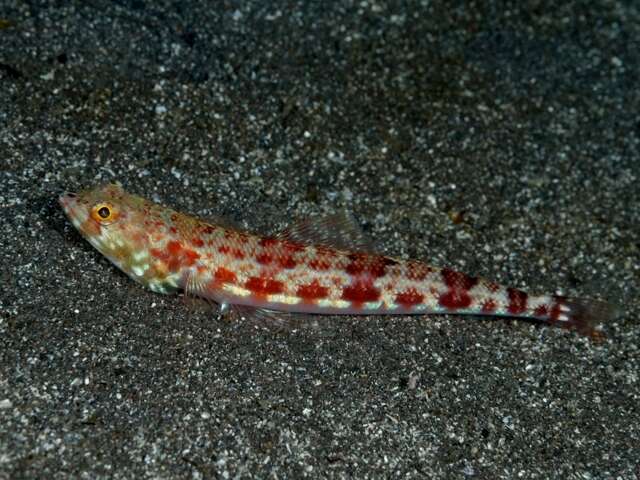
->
[1,1,638,478]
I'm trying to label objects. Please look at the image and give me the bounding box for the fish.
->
[59,183,615,338]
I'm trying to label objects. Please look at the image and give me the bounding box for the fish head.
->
[59,183,163,286]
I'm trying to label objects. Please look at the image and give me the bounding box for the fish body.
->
[59,184,613,337]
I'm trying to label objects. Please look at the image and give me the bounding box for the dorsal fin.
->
[277,210,375,252]
[200,213,246,232]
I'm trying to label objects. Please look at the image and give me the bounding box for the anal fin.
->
[229,304,321,331]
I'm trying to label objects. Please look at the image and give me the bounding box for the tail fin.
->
[548,296,619,340]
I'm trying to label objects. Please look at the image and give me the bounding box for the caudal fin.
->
[547,296,618,340]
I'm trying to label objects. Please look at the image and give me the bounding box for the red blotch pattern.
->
[182,250,200,265]
[344,253,367,276]
[441,268,478,291]
[405,261,433,281]
[308,258,331,271]
[151,240,201,272]
[256,253,273,265]
[341,280,380,303]
[533,305,548,317]
[259,237,278,248]
[395,288,424,308]
[215,245,246,259]
[297,280,329,300]
[167,240,183,256]
[284,241,306,253]
[279,256,297,269]
[238,233,250,244]
[245,276,285,296]
[439,290,472,309]
[481,299,497,313]
[507,288,528,315]
[215,267,237,284]
[438,268,478,310]
[549,301,563,321]
[150,248,164,260]
[344,253,396,278]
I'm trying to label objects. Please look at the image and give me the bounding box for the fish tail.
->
[543,296,618,340]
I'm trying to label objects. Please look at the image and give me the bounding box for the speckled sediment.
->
[1,1,639,478]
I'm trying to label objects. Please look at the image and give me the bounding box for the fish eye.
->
[91,203,118,224]
[98,206,110,218]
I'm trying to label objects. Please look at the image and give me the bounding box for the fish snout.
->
[59,191,78,208]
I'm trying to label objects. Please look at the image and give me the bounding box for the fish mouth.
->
[59,191,82,226]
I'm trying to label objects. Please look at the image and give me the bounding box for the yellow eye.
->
[91,203,118,224]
